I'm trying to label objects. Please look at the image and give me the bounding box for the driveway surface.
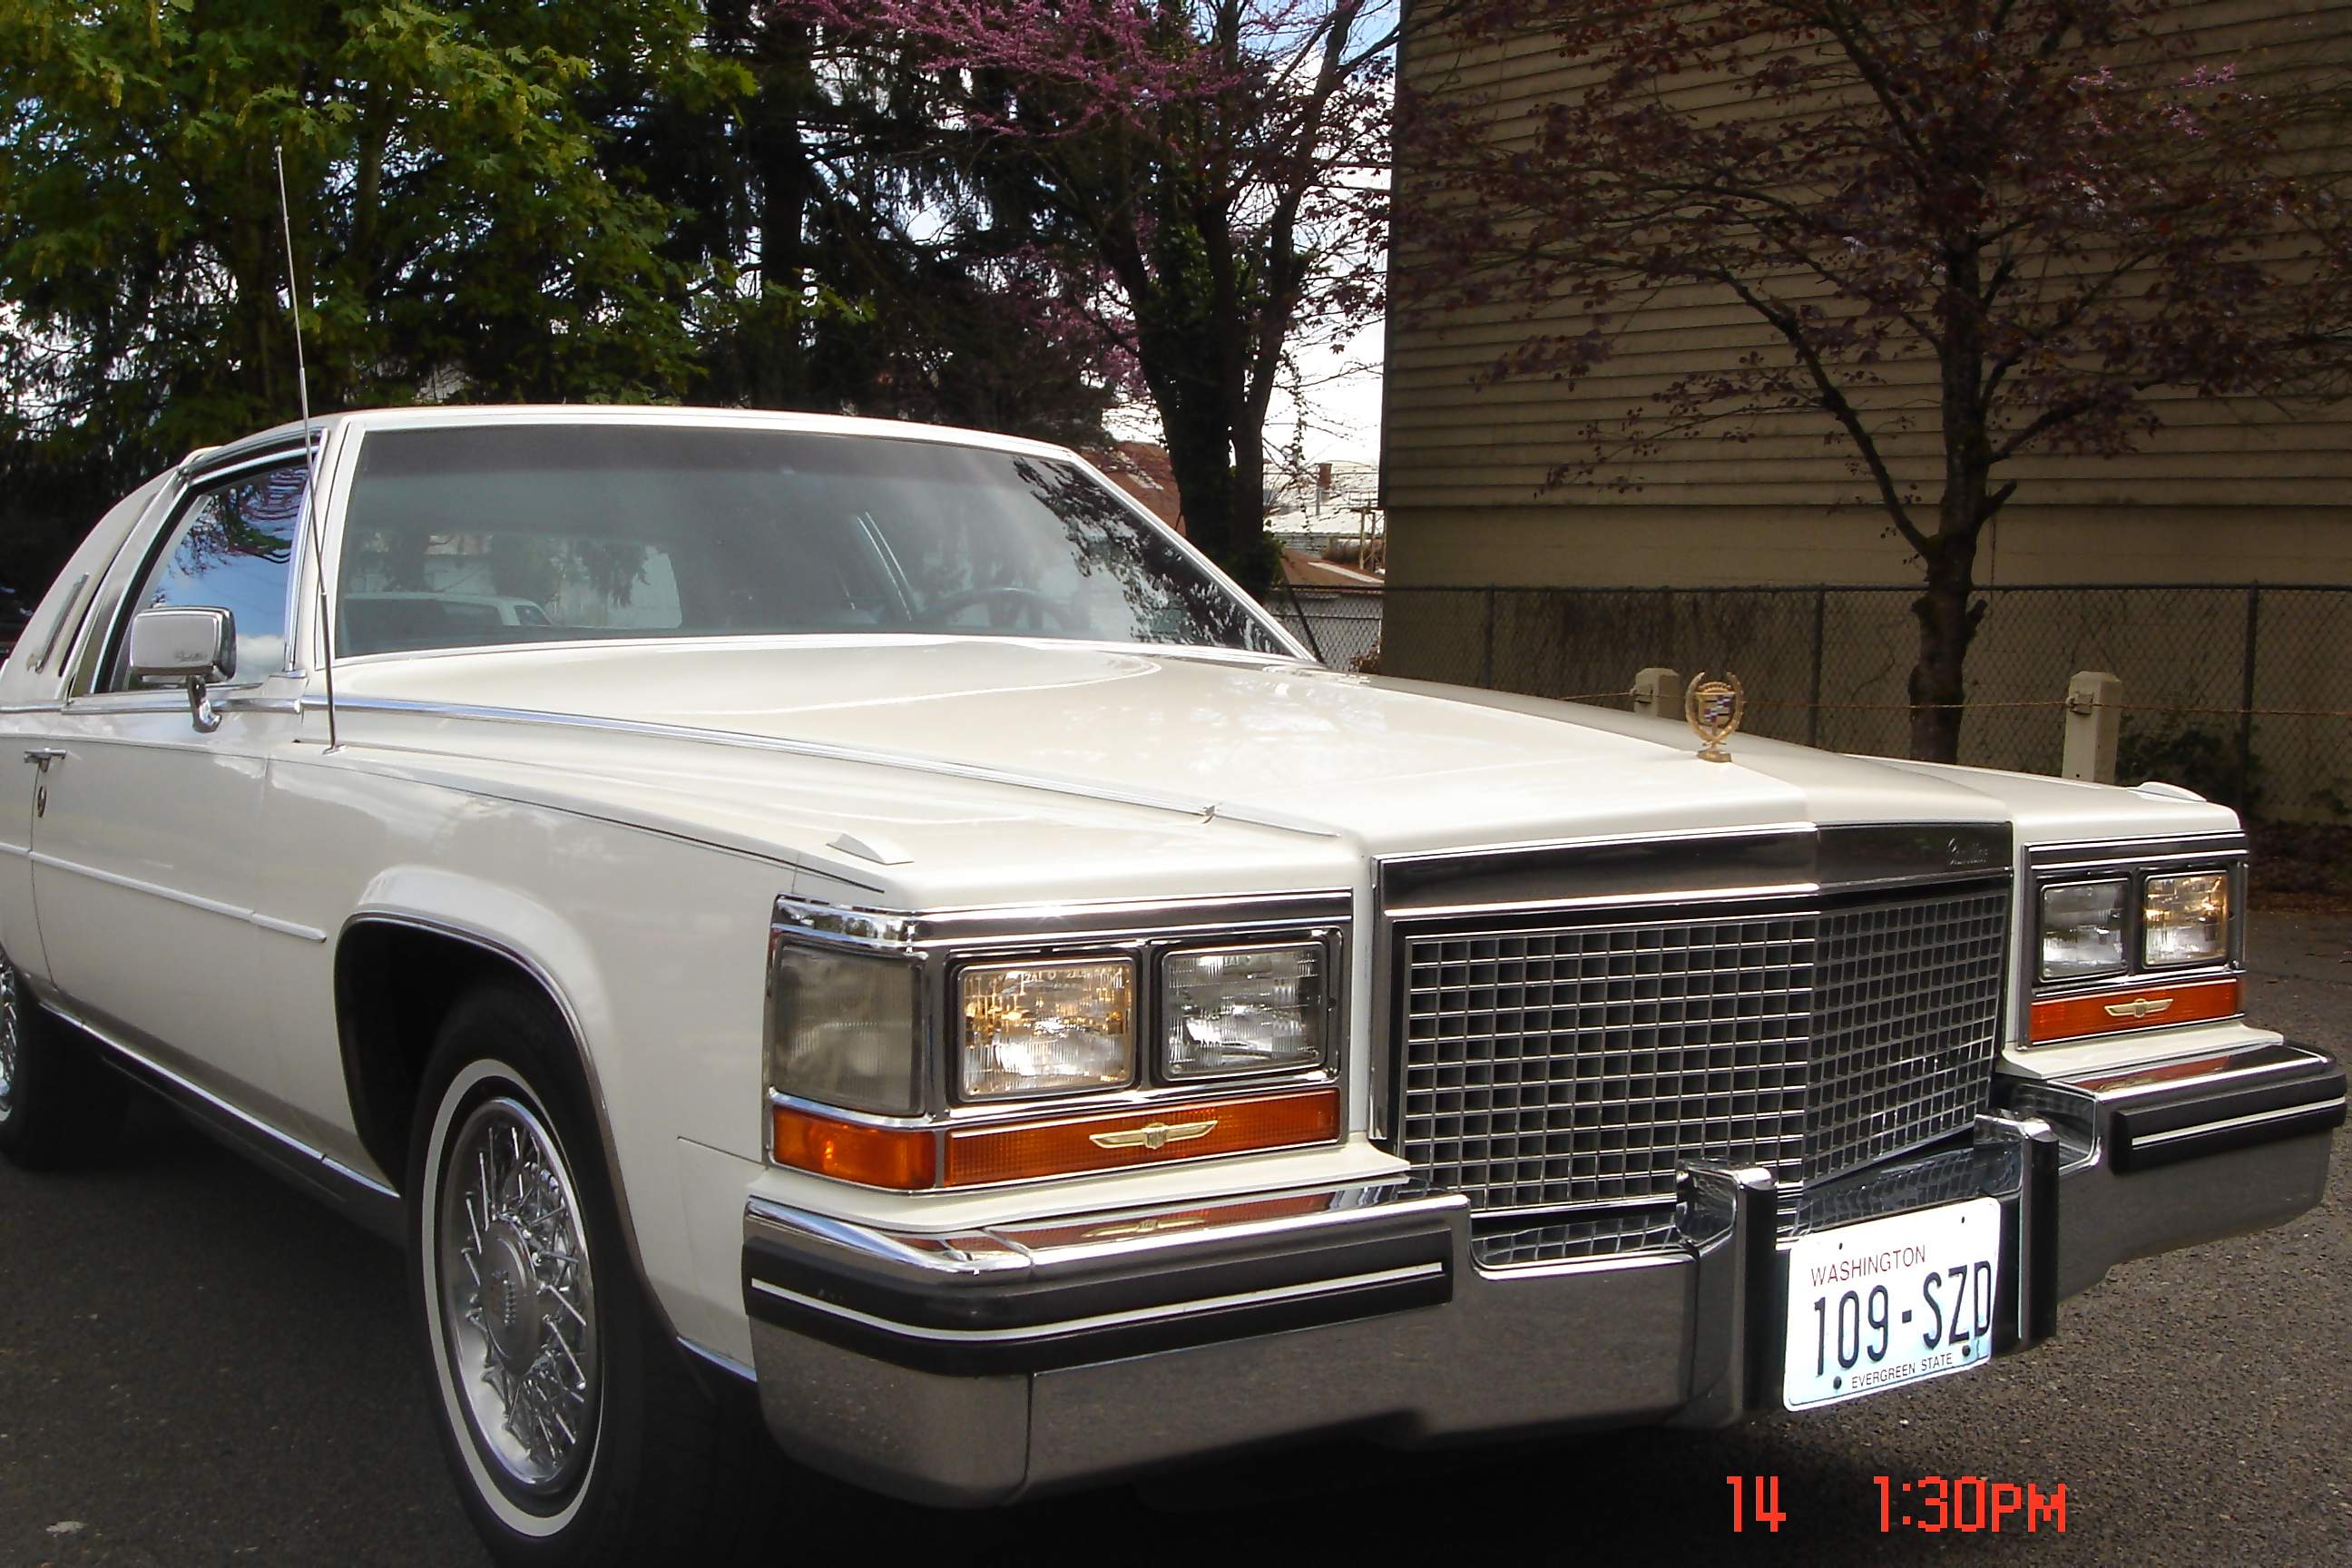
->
[5,915,2347,1565]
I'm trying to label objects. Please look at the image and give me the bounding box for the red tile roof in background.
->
[1086,441,1185,533]
[1086,442,1385,590]
[1281,549,1384,589]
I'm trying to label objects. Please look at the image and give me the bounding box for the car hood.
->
[331,637,2027,858]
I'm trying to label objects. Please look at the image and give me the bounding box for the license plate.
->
[1782,1197,2002,1410]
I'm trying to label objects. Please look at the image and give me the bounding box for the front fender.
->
[349,867,616,1065]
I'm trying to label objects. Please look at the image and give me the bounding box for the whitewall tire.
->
[407,983,784,1566]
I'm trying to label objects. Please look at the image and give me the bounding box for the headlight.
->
[767,946,920,1115]
[2040,880,2127,980]
[958,958,1134,1100]
[2144,872,2231,967]
[1162,944,1327,1079]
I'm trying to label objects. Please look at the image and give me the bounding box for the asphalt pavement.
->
[4,914,2347,1566]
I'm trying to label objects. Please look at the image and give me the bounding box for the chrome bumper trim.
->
[2133,1094,2346,1151]
[742,1180,1463,1380]
[1998,1037,2341,1295]
[1671,1165,1778,1427]
[743,1041,2334,1505]
[750,1261,1446,1344]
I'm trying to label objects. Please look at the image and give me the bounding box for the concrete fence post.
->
[1632,667,1680,720]
[2063,671,2122,783]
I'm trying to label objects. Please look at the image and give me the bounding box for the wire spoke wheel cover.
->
[433,1085,602,1504]
[0,955,21,1122]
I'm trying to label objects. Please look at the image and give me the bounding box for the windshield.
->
[335,423,1289,658]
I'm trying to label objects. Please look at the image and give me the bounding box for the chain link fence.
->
[1270,583,2352,822]
[1273,583,1386,671]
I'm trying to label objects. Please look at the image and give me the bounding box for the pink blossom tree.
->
[1402,0,2352,760]
[779,1,1397,593]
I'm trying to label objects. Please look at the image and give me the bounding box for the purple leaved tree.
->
[1403,0,2352,760]
[779,1,1396,594]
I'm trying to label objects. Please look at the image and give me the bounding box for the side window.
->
[105,463,307,692]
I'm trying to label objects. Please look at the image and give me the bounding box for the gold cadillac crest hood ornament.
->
[1685,671,1746,763]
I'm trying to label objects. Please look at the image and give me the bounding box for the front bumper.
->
[742,1040,2342,1505]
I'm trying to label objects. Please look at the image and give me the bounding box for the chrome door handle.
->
[22,749,64,770]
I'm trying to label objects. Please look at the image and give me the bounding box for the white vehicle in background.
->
[0,407,2338,1567]
[342,592,552,647]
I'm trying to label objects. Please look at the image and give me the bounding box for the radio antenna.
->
[275,143,338,750]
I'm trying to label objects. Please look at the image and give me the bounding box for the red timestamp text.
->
[1726,1475,1787,1533]
[1726,1475,2067,1534]
[1877,1475,2067,1533]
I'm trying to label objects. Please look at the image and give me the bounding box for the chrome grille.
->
[1797,1146,1997,1233]
[1472,1209,1688,1269]
[1400,915,1813,1213]
[1396,885,2007,1221]
[1807,894,2009,1178]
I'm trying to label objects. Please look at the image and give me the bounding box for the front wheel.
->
[410,985,782,1566]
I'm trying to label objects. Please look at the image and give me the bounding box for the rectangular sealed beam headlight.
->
[1162,944,1327,1080]
[767,946,920,1116]
[2144,871,2231,968]
[958,958,1135,1101]
[2039,879,2128,981]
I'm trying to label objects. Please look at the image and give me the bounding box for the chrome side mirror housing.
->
[127,606,236,731]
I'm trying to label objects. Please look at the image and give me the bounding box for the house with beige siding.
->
[1383,0,2352,593]
[1377,0,2352,813]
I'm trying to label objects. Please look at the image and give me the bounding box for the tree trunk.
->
[1160,399,1249,589]
[1226,440,1271,596]
[1906,539,1982,763]
[1910,246,1993,763]
[1132,301,1272,597]
[228,214,279,424]
[748,22,818,409]
[1160,416,1273,599]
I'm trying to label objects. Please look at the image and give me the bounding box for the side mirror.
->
[127,606,235,731]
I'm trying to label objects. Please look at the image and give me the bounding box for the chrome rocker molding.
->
[35,989,404,1240]
[742,1038,2334,1506]
[34,916,696,1345]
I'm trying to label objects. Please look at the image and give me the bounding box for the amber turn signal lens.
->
[2030,977,2241,1044]
[771,1104,937,1190]
[944,1086,1340,1188]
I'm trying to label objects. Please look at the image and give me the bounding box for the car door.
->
[0,472,174,992]
[28,454,313,1115]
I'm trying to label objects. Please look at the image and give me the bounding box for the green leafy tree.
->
[627,7,1135,446]
[776,2,1397,595]
[0,0,730,589]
